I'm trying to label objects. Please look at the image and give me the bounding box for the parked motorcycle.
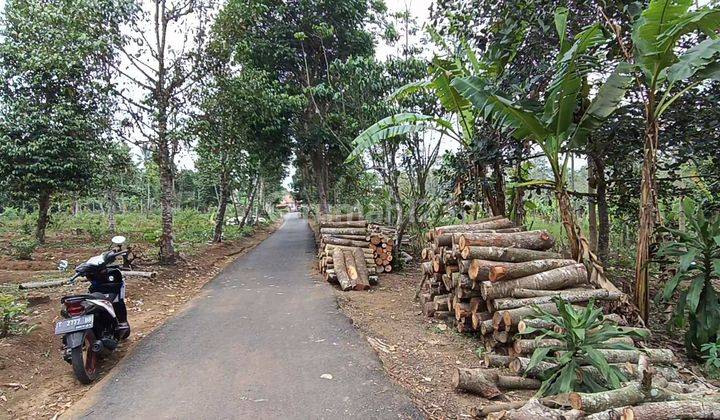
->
[54,236,131,384]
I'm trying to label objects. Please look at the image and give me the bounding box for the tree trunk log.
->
[513,337,634,355]
[461,246,563,262]
[497,375,541,390]
[621,401,720,420]
[352,247,370,290]
[434,217,513,235]
[458,230,555,251]
[481,264,588,300]
[323,237,369,247]
[489,259,577,282]
[320,220,367,228]
[495,303,585,329]
[332,249,355,291]
[555,349,674,365]
[510,287,593,298]
[492,289,623,311]
[320,227,368,235]
[322,213,364,222]
[452,368,502,399]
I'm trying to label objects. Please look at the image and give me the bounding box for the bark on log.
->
[481,264,588,300]
[489,259,577,282]
[319,220,368,228]
[555,349,674,365]
[452,368,502,399]
[492,289,623,311]
[320,227,368,236]
[322,234,367,241]
[484,354,512,368]
[421,261,434,275]
[458,230,555,251]
[322,213,363,222]
[461,246,563,262]
[497,302,586,328]
[497,375,541,390]
[352,247,371,290]
[458,259,471,274]
[343,251,359,282]
[563,381,720,414]
[510,287,594,298]
[332,249,355,291]
[471,311,492,329]
[621,401,720,420]
[470,401,527,418]
[434,217,514,235]
[323,237,369,247]
[323,244,373,254]
[513,337,634,355]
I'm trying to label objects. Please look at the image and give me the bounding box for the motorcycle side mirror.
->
[111,235,126,245]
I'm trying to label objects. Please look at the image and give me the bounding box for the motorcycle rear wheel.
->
[71,330,98,384]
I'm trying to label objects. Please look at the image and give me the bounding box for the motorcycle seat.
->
[89,292,116,302]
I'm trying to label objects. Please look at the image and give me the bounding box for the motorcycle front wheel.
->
[71,330,98,384]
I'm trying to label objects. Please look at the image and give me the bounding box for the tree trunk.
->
[458,230,555,251]
[492,160,506,216]
[35,191,51,244]
[555,188,581,259]
[488,258,577,282]
[635,116,659,322]
[452,368,502,399]
[353,247,371,290]
[462,246,562,262]
[213,171,230,243]
[481,263,588,300]
[312,149,330,214]
[492,288,622,311]
[332,248,355,291]
[107,190,117,235]
[588,158,598,252]
[434,217,513,235]
[239,175,259,229]
[593,155,610,262]
[157,129,176,264]
[621,401,720,420]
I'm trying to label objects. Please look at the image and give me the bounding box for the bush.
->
[0,294,35,338]
[656,199,720,356]
[701,339,720,378]
[11,238,38,260]
[520,298,647,396]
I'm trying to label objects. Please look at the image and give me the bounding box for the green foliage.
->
[10,237,37,260]
[656,199,720,355]
[701,338,720,378]
[520,298,647,396]
[0,0,134,201]
[0,294,35,338]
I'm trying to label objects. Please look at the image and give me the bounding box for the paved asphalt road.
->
[66,213,421,420]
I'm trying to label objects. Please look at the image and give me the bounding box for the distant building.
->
[276,194,298,212]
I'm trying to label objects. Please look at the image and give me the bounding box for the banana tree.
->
[451,9,633,292]
[626,0,720,322]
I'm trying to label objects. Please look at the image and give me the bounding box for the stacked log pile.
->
[316,213,377,290]
[367,224,412,273]
[416,218,716,416]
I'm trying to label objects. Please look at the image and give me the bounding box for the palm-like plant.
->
[656,199,720,355]
[347,22,526,160]
[520,298,647,396]
[451,8,632,291]
[621,0,720,322]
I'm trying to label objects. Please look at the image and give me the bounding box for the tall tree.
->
[118,0,213,263]
[215,0,382,214]
[611,0,720,321]
[0,0,133,243]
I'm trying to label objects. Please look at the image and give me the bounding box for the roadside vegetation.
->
[0,0,718,415]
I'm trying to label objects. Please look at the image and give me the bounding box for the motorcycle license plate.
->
[54,315,94,335]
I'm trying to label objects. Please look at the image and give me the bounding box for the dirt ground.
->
[0,221,280,420]
[334,265,717,420]
[335,267,523,419]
